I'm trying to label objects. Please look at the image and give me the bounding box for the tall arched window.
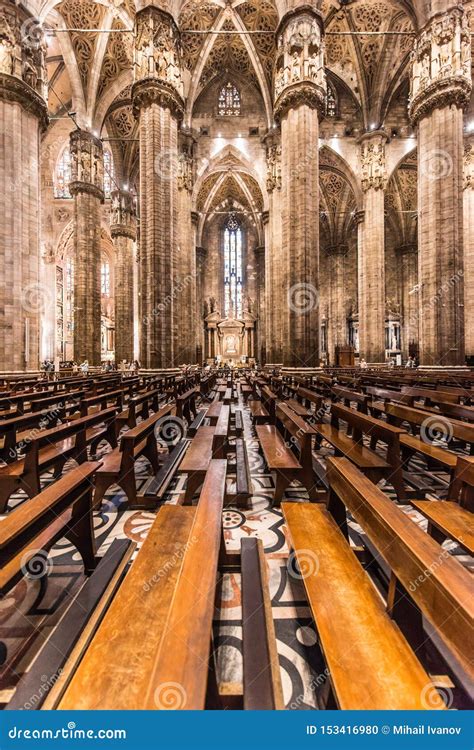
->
[224,213,243,318]
[326,83,337,118]
[218,82,241,116]
[103,148,115,199]
[101,259,111,295]
[54,145,72,198]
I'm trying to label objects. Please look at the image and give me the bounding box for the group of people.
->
[359,356,417,369]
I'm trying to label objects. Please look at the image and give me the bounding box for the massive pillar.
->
[326,245,348,365]
[274,8,326,366]
[110,190,137,363]
[358,132,387,363]
[464,141,474,360]
[263,137,283,363]
[255,245,266,364]
[398,243,419,361]
[409,7,471,366]
[0,3,48,370]
[132,6,184,368]
[195,245,207,363]
[69,130,104,365]
[176,134,197,364]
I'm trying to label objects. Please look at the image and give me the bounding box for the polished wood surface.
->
[58,504,196,709]
[412,500,474,554]
[282,502,438,710]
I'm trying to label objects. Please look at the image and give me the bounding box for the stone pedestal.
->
[110,190,137,364]
[132,6,184,368]
[409,7,471,366]
[69,130,104,365]
[358,132,387,363]
[274,9,326,366]
[0,3,48,370]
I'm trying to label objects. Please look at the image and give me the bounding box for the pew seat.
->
[411,500,474,555]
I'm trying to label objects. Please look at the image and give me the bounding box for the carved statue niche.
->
[291,50,302,82]
[0,18,15,75]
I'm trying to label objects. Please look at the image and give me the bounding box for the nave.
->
[0,367,472,711]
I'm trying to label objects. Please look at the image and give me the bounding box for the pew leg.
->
[387,573,425,655]
[183,472,203,505]
[427,521,446,546]
[93,475,113,510]
[0,480,19,513]
[326,487,348,539]
[272,472,289,507]
[119,473,138,507]
[65,493,97,575]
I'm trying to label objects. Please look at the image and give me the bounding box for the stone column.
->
[409,7,471,366]
[397,243,419,361]
[263,135,283,363]
[176,134,197,364]
[110,190,137,364]
[326,245,348,365]
[69,130,104,365]
[464,141,474,360]
[274,8,326,366]
[358,132,387,363]
[196,245,206,363]
[0,3,48,370]
[255,245,266,363]
[132,6,184,368]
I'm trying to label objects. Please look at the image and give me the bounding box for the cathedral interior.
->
[0,0,473,717]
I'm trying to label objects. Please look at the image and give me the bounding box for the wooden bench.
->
[5,537,136,708]
[384,402,464,476]
[177,425,217,503]
[0,408,117,512]
[256,404,318,505]
[326,456,474,684]
[0,463,102,599]
[187,409,207,438]
[93,404,174,509]
[225,437,252,509]
[79,388,124,417]
[116,388,160,430]
[212,404,231,458]
[249,398,269,425]
[410,456,474,554]
[206,399,223,426]
[176,387,198,424]
[50,460,228,710]
[283,500,441,709]
[315,403,407,500]
[331,385,369,413]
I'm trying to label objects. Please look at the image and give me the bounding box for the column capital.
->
[273,7,326,122]
[325,244,349,257]
[409,7,471,126]
[131,5,184,120]
[110,190,137,240]
[359,131,388,192]
[0,3,48,129]
[69,129,105,201]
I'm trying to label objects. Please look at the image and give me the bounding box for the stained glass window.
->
[224,214,242,318]
[218,82,241,116]
[101,261,110,296]
[326,83,337,118]
[103,148,114,198]
[54,145,72,198]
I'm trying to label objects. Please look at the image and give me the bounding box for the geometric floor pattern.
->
[0,396,472,709]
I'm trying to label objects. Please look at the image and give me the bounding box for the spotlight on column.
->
[466,121,474,133]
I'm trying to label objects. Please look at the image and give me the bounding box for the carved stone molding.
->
[266,144,281,192]
[274,80,326,121]
[464,142,473,191]
[110,189,137,240]
[69,129,104,201]
[131,77,184,120]
[0,73,48,130]
[409,7,471,125]
[359,131,387,192]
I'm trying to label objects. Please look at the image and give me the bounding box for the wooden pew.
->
[176,387,198,424]
[51,460,227,710]
[282,500,439,709]
[410,456,474,554]
[5,537,136,709]
[384,402,469,474]
[212,404,231,458]
[225,437,252,509]
[325,457,474,684]
[331,385,369,413]
[93,404,174,509]
[116,388,160,430]
[0,463,102,599]
[205,399,223,426]
[0,408,117,511]
[314,403,407,500]
[177,425,217,503]
[256,403,318,505]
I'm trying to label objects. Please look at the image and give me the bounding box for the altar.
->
[204,309,257,363]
